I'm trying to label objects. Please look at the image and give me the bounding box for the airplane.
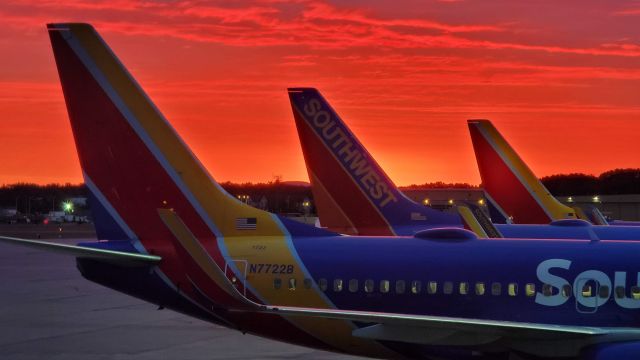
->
[4,23,640,360]
[468,119,640,227]
[287,87,640,241]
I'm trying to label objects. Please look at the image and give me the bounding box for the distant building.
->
[560,194,640,221]
[402,188,485,211]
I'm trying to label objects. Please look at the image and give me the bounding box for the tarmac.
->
[0,224,363,360]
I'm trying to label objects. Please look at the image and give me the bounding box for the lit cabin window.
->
[459,282,469,295]
[581,284,593,298]
[364,279,375,293]
[561,285,572,298]
[411,281,422,294]
[333,279,343,292]
[599,285,610,299]
[274,278,282,290]
[303,278,312,289]
[318,278,328,292]
[443,282,453,295]
[288,278,296,291]
[542,284,553,296]
[615,286,626,299]
[475,282,485,295]
[491,283,501,296]
[380,280,390,293]
[428,281,438,294]
[396,280,406,294]
[349,279,359,293]
[632,286,640,300]
[508,283,518,296]
[525,283,536,297]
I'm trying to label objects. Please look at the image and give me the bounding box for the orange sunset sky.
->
[1,0,639,186]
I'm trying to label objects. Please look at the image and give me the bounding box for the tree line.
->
[1,168,638,215]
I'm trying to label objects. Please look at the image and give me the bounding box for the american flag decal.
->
[235,217,257,230]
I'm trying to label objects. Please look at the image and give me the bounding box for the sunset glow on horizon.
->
[1,0,639,186]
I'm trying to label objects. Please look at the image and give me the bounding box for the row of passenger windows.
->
[273,278,640,299]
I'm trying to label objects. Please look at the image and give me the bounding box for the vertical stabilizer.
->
[467,119,576,224]
[288,88,462,235]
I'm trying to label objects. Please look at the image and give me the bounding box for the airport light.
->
[423,198,430,206]
[593,196,600,203]
[448,199,454,205]
[567,197,573,203]
[62,201,74,213]
[477,199,485,206]
[302,201,310,208]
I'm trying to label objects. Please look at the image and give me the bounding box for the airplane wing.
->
[0,235,161,266]
[261,305,640,357]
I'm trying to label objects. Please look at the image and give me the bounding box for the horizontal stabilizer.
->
[0,235,161,266]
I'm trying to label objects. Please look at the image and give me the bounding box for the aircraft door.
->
[575,278,601,314]
[225,259,248,297]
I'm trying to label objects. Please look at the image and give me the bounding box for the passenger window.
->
[288,278,296,291]
[333,279,343,292]
[599,285,610,299]
[525,283,536,297]
[459,282,469,295]
[318,278,327,292]
[444,281,453,295]
[349,279,359,293]
[542,284,553,296]
[475,282,485,295]
[616,286,626,299]
[364,279,375,293]
[508,283,518,297]
[380,280,390,293]
[396,280,406,294]
[303,278,312,289]
[411,281,422,294]
[428,281,438,294]
[491,282,501,296]
[632,286,640,300]
[582,285,593,298]
[561,284,572,298]
[274,278,282,290]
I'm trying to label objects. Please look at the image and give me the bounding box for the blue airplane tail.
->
[288,88,462,235]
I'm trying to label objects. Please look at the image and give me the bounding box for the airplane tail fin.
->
[288,88,461,235]
[48,23,332,256]
[467,119,576,224]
